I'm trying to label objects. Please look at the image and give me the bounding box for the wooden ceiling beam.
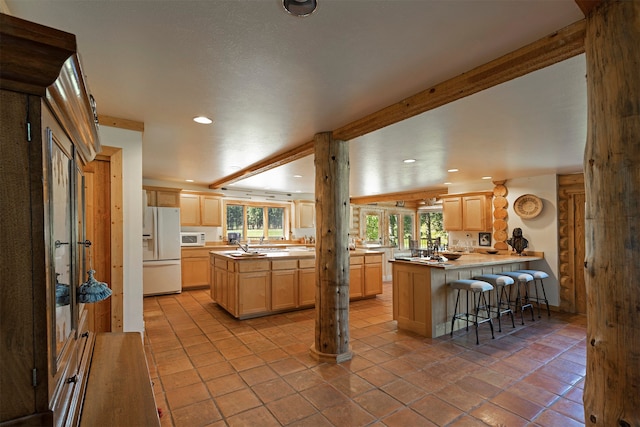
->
[209,140,314,189]
[350,188,445,205]
[209,19,586,190]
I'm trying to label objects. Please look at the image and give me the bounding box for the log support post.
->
[310,132,352,363]
[583,1,640,425]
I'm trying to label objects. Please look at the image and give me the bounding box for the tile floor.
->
[143,282,587,427]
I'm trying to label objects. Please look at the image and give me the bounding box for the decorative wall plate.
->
[514,194,543,219]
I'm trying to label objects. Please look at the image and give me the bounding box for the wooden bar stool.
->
[501,271,535,325]
[474,274,516,332]
[449,279,495,345]
[513,269,550,317]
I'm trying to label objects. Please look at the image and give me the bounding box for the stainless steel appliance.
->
[143,206,181,295]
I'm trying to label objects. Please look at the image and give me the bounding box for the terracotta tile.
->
[356,365,399,387]
[522,371,573,396]
[436,383,486,412]
[170,399,221,427]
[228,354,265,372]
[226,406,281,427]
[266,393,318,425]
[447,414,493,426]
[381,407,436,427]
[215,388,262,418]
[470,401,529,427]
[321,400,376,427]
[411,394,464,425]
[143,287,587,427]
[301,383,350,410]
[490,390,545,420]
[381,379,426,405]
[190,350,225,368]
[205,373,246,397]
[455,375,502,399]
[161,369,203,391]
[251,377,296,404]
[184,341,217,357]
[238,364,278,386]
[165,382,211,410]
[156,357,194,377]
[329,373,375,398]
[270,357,308,376]
[197,360,235,381]
[533,408,585,427]
[550,397,585,423]
[563,385,584,404]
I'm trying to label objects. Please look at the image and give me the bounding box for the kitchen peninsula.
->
[391,252,544,338]
[210,249,383,319]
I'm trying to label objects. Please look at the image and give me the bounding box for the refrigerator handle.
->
[153,207,159,260]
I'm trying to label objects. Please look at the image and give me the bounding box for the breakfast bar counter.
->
[390,253,543,338]
[210,249,383,319]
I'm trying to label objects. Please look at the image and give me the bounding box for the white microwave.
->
[180,232,206,246]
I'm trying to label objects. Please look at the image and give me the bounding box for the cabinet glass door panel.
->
[46,129,75,367]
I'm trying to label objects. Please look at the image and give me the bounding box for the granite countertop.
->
[391,252,543,270]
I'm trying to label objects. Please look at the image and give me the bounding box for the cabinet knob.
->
[66,375,77,384]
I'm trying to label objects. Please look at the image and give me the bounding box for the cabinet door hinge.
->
[32,368,37,387]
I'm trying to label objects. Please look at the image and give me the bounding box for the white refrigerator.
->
[143,206,182,295]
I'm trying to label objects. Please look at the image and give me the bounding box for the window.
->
[365,213,381,242]
[419,211,447,247]
[226,203,289,241]
[402,214,414,248]
[388,214,399,247]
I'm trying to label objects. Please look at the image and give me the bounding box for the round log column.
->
[583,1,640,425]
[310,132,352,363]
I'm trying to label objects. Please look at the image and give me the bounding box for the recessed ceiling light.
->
[185,179,194,182]
[482,176,492,180]
[193,116,212,124]
[403,159,416,163]
[293,174,302,178]
[444,182,452,185]
[447,168,459,173]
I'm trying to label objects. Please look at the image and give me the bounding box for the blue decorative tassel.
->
[77,269,112,303]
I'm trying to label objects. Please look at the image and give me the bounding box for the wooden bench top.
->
[80,332,159,427]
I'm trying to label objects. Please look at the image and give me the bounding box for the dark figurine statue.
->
[507,227,529,255]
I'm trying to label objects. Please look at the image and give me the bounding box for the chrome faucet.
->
[232,239,249,252]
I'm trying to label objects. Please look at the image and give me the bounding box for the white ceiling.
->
[5,0,587,199]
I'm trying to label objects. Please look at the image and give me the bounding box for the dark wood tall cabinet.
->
[0,13,100,426]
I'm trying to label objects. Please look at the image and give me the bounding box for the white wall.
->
[505,174,560,307]
[99,126,144,333]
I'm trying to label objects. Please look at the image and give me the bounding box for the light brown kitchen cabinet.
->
[364,253,383,296]
[181,248,211,289]
[144,186,181,207]
[271,260,298,311]
[298,259,316,306]
[238,261,270,317]
[441,191,493,231]
[295,200,315,228]
[180,192,223,226]
[349,256,364,298]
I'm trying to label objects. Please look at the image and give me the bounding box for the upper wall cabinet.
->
[441,191,493,232]
[144,186,181,207]
[295,201,315,228]
[180,192,223,226]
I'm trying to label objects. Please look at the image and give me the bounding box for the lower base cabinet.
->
[210,251,383,319]
[182,248,211,290]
